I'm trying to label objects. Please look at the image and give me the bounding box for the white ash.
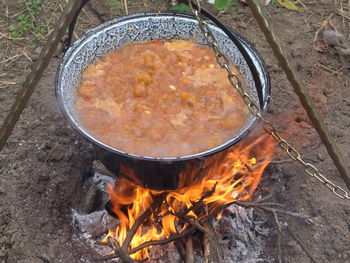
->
[147,205,270,263]
[72,170,116,238]
[214,205,271,263]
[72,209,118,240]
[148,242,181,263]
[72,205,270,263]
[72,209,117,260]
[92,171,116,192]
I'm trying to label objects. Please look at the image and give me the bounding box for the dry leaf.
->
[314,41,329,53]
[276,0,300,11]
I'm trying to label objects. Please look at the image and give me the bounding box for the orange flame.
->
[103,135,275,260]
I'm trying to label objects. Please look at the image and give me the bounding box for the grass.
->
[9,14,34,38]
[106,0,140,14]
[106,0,126,13]
[8,0,48,40]
[4,140,15,149]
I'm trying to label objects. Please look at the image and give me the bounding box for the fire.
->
[103,134,275,260]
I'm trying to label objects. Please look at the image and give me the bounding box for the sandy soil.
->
[0,0,350,262]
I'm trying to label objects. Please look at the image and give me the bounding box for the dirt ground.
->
[1,0,350,262]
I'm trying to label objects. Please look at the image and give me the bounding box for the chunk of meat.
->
[170,112,188,127]
[181,92,197,107]
[133,84,148,97]
[78,85,95,100]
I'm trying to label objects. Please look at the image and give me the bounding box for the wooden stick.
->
[203,233,210,263]
[0,0,84,151]
[130,226,196,254]
[348,0,350,40]
[123,0,129,14]
[169,183,217,218]
[295,0,308,10]
[286,226,317,263]
[96,199,310,262]
[202,220,224,263]
[36,255,51,263]
[122,194,165,251]
[97,197,234,262]
[175,240,187,263]
[246,0,350,190]
[121,208,151,251]
[237,199,314,262]
[260,207,310,219]
[96,226,197,261]
[174,212,210,235]
[314,14,333,42]
[108,236,136,263]
[272,211,283,263]
[236,201,311,219]
[185,236,194,263]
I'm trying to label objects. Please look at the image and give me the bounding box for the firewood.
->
[185,236,194,263]
[108,236,136,263]
[202,220,224,263]
[203,233,210,263]
[174,240,186,262]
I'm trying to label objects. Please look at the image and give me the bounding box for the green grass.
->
[106,0,139,14]
[170,0,238,12]
[8,0,48,40]
[106,0,124,12]
[20,68,31,76]
[4,141,15,149]
[21,0,44,15]
[9,13,34,38]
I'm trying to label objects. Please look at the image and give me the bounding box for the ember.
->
[102,135,275,261]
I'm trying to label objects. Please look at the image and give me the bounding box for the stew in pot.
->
[76,40,249,157]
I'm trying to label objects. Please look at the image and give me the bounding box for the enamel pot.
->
[56,11,270,190]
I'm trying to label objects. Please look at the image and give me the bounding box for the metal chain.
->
[188,0,350,200]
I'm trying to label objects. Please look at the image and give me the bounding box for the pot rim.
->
[56,10,270,162]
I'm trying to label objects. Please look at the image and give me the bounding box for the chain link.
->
[189,0,350,200]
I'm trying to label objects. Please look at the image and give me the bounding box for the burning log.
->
[108,236,136,263]
[99,192,235,262]
[121,208,152,252]
[94,136,276,262]
[80,159,314,263]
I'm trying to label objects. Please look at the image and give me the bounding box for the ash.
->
[146,205,270,263]
[72,171,271,262]
[214,205,270,263]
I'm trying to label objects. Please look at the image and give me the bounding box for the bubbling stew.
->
[76,40,250,157]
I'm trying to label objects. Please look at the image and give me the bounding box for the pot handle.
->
[62,0,90,52]
[179,0,265,109]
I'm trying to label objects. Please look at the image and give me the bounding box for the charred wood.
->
[185,236,194,263]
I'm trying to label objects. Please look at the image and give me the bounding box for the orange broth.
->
[76,40,249,157]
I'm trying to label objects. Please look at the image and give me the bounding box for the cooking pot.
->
[56,11,270,190]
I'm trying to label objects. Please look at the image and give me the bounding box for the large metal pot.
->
[56,11,270,190]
